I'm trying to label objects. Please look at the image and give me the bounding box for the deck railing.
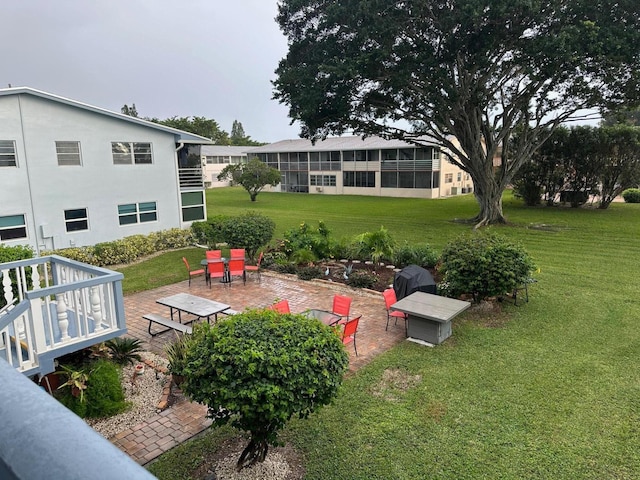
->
[0,255,126,377]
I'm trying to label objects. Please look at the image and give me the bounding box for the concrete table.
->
[390,292,470,345]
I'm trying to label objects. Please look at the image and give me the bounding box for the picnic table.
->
[391,292,470,345]
[156,292,230,324]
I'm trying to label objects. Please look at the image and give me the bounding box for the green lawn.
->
[146,188,640,479]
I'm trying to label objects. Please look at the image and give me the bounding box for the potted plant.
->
[164,333,191,387]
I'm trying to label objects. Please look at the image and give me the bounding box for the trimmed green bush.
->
[220,211,275,260]
[346,270,378,289]
[57,360,127,419]
[622,188,640,203]
[182,310,349,470]
[393,242,439,268]
[297,265,323,280]
[439,231,535,303]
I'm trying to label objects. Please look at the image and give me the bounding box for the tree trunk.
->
[236,438,269,471]
[470,181,507,228]
[249,192,258,201]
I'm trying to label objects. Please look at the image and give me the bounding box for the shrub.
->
[622,188,640,203]
[346,270,378,289]
[354,226,395,265]
[105,337,143,366]
[57,360,127,418]
[182,310,349,470]
[165,333,193,379]
[281,221,334,260]
[297,265,323,280]
[47,246,95,264]
[393,242,439,268]
[0,244,34,308]
[439,232,535,303]
[221,212,275,260]
[191,217,230,246]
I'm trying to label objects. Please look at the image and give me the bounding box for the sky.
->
[1,1,301,143]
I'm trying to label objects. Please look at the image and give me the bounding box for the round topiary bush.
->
[439,232,535,303]
[622,188,640,203]
[182,309,349,470]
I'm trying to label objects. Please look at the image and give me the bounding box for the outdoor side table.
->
[390,292,470,345]
[301,309,342,326]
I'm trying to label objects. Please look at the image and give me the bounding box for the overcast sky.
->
[1,1,302,143]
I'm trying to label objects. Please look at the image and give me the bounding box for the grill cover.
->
[393,265,437,300]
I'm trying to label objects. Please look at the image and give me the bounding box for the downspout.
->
[17,94,41,256]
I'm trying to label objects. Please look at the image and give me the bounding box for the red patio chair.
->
[227,258,246,285]
[205,250,222,260]
[245,251,264,282]
[332,294,352,324]
[207,260,226,288]
[182,257,205,286]
[230,248,246,259]
[341,315,361,356]
[268,299,290,314]
[383,288,408,337]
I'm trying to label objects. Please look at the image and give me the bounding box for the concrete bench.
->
[144,313,192,336]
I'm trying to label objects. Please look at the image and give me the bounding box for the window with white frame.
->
[0,140,17,167]
[64,208,89,232]
[181,191,205,221]
[445,173,453,183]
[118,201,157,225]
[56,141,82,166]
[309,174,336,186]
[112,142,153,165]
[0,214,27,240]
[457,172,462,182]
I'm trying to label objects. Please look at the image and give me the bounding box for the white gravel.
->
[86,351,169,439]
[214,451,291,480]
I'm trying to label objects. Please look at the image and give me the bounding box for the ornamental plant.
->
[182,309,349,471]
[220,211,275,260]
[439,232,535,303]
[622,188,640,203]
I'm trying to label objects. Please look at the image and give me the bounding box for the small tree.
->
[220,212,275,260]
[439,232,535,303]
[182,310,349,471]
[218,157,281,202]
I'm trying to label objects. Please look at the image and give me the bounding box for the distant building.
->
[201,145,251,188]
[0,87,211,254]
[249,135,473,198]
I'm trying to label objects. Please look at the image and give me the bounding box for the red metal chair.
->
[205,250,222,260]
[383,288,407,336]
[207,260,226,288]
[230,248,246,259]
[227,258,246,285]
[245,251,264,282]
[341,315,361,356]
[182,257,205,286]
[268,299,290,314]
[332,294,352,324]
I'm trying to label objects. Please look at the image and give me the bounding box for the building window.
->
[445,173,453,183]
[64,208,89,232]
[310,174,336,186]
[0,214,27,240]
[457,172,462,182]
[343,171,375,187]
[118,202,157,225]
[112,142,153,165]
[56,141,82,166]
[181,191,205,222]
[0,140,17,167]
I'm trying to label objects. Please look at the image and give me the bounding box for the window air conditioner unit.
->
[451,186,458,195]
[316,187,323,192]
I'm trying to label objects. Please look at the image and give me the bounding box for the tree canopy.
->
[230,120,263,146]
[182,310,349,470]
[274,0,640,226]
[217,157,281,201]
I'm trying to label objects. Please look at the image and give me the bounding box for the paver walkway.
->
[110,271,407,465]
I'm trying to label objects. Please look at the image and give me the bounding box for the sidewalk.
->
[110,272,407,465]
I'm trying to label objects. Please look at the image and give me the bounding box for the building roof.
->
[201,145,253,156]
[0,86,214,144]
[248,135,440,153]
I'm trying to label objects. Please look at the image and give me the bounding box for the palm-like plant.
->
[105,337,143,366]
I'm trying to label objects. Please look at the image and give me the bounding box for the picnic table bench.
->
[144,313,193,336]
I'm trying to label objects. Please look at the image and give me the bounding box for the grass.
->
[143,188,640,479]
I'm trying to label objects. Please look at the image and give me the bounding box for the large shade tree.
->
[273,0,640,226]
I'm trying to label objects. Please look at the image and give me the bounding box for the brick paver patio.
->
[110,271,407,465]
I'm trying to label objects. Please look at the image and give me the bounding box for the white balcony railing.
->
[0,255,126,377]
